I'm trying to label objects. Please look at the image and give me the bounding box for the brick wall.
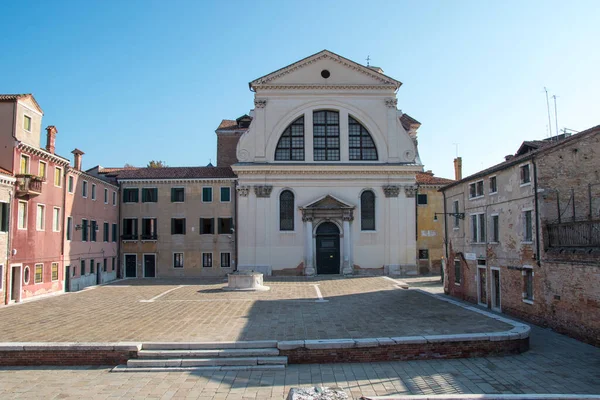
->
[217,133,242,167]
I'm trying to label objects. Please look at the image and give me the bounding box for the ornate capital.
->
[384,98,398,108]
[254,185,273,198]
[404,185,417,198]
[382,185,401,198]
[342,210,354,221]
[237,186,250,197]
[254,99,267,108]
[302,214,314,222]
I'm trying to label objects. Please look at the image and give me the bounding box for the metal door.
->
[144,254,156,278]
[125,255,137,278]
[316,222,340,275]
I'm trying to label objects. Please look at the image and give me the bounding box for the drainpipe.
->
[117,184,122,278]
[5,191,12,305]
[60,167,67,288]
[415,185,419,242]
[233,179,238,272]
[442,190,448,284]
[532,158,541,267]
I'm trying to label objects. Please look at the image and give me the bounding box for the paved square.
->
[0,276,510,342]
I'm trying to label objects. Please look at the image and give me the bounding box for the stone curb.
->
[364,395,600,399]
[0,342,141,352]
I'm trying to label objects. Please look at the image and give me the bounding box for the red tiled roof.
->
[400,113,421,131]
[98,167,139,174]
[115,166,236,180]
[416,171,454,186]
[217,118,251,131]
[0,167,13,176]
[0,93,43,113]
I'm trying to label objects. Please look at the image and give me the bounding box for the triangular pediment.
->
[250,50,401,90]
[302,194,354,210]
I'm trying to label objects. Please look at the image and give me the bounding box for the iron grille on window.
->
[313,111,340,161]
[279,190,294,231]
[275,116,304,161]
[361,190,375,231]
[348,116,378,160]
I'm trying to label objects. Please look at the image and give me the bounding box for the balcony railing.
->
[15,174,43,198]
[121,234,138,241]
[546,219,600,248]
[140,233,158,241]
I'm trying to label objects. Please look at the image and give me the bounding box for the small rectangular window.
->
[82,219,88,241]
[471,213,485,243]
[469,180,484,198]
[520,165,531,184]
[103,222,109,242]
[103,258,107,272]
[91,184,96,200]
[489,176,497,193]
[200,218,214,234]
[35,264,43,283]
[418,249,429,260]
[24,115,32,131]
[221,253,231,268]
[66,216,72,240]
[524,210,533,242]
[112,191,117,205]
[112,223,117,242]
[171,218,186,235]
[36,204,45,231]
[141,218,157,240]
[123,188,139,203]
[80,260,86,276]
[173,253,184,268]
[20,155,29,174]
[220,187,231,202]
[54,167,62,187]
[491,215,499,243]
[142,188,158,203]
[104,188,108,204]
[454,259,461,284]
[202,253,213,268]
[453,200,460,228]
[171,188,185,202]
[90,220,97,242]
[18,201,27,229]
[417,194,428,205]
[122,218,138,239]
[0,202,8,232]
[51,262,59,281]
[68,176,74,193]
[202,187,213,202]
[524,268,533,301]
[82,181,88,198]
[90,259,95,274]
[218,218,233,234]
[52,207,60,232]
[39,161,47,180]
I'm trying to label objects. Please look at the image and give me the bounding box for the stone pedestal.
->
[223,272,270,291]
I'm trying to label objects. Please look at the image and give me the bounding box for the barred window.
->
[279,190,294,231]
[360,190,375,231]
[313,111,340,161]
[275,116,304,161]
[349,116,378,160]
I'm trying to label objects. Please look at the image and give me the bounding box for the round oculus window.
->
[321,69,330,79]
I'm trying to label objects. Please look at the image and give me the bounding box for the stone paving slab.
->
[0,277,511,342]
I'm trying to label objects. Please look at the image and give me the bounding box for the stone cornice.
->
[0,174,16,186]
[67,168,119,190]
[17,142,70,166]
[117,178,236,185]
[253,84,397,91]
[233,164,421,176]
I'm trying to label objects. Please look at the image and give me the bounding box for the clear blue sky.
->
[1,0,598,179]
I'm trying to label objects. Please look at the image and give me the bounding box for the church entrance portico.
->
[301,195,354,276]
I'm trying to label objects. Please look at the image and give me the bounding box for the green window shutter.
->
[171,218,175,234]
[182,219,186,234]
[134,189,139,202]
[171,188,176,202]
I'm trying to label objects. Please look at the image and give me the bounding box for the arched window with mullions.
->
[279,190,295,231]
[360,190,375,231]
[275,116,305,161]
[349,116,378,160]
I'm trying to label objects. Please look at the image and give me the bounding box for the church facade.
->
[230,50,423,276]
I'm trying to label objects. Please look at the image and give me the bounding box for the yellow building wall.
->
[416,186,446,275]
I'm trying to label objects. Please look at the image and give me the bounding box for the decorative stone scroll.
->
[342,210,354,221]
[237,186,250,197]
[254,185,273,198]
[382,185,401,198]
[384,98,398,108]
[302,215,314,222]
[404,185,417,198]
[254,99,267,108]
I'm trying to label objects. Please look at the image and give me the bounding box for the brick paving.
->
[1,313,599,399]
[0,276,510,342]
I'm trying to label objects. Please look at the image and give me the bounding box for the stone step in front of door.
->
[137,348,280,358]
[112,364,286,373]
[127,356,288,368]
[141,340,277,350]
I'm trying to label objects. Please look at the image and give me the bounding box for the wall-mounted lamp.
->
[433,212,465,221]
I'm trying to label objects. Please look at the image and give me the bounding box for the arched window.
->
[349,116,378,160]
[279,190,295,231]
[313,110,340,161]
[275,116,304,161]
[360,190,375,231]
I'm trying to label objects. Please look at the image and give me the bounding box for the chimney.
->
[505,155,514,161]
[71,148,85,171]
[45,126,58,154]
[453,157,462,181]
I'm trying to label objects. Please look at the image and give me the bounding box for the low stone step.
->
[127,356,288,368]
[112,364,285,373]
[142,340,277,350]
[138,348,280,358]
